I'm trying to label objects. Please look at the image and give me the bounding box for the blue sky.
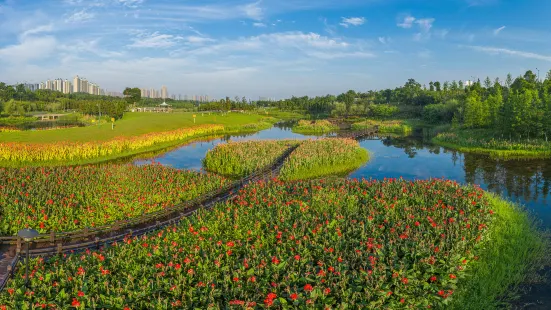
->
[0,0,550,99]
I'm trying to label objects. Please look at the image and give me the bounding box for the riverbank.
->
[432,129,551,159]
[0,120,275,167]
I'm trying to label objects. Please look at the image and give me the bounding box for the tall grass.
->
[433,129,551,159]
[292,120,339,134]
[449,194,548,309]
[202,140,298,178]
[280,138,369,180]
[352,119,413,135]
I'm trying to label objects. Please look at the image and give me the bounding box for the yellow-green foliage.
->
[352,119,413,134]
[292,120,339,133]
[280,138,369,180]
[203,140,299,178]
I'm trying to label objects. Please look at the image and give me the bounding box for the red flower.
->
[272,256,280,264]
[77,291,85,297]
[401,278,408,284]
[304,284,313,292]
[290,293,298,300]
[71,298,80,307]
[324,288,331,295]
[226,241,234,247]
[294,255,301,261]
[232,277,239,282]
[430,276,437,282]
[449,274,457,279]
[249,276,256,282]
[414,221,420,226]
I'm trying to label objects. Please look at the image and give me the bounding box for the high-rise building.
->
[161,85,168,99]
[150,88,156,99]
[73,76,81,93]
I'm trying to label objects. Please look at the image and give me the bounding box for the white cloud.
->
[241,1,263,21]
[185,36,215,44]
[118,0,144,8]
[306,51,374,60]
[378,37,391,44]
[0,36,57,63]
[21,24,54,38]
[466,45,551,62]
[253,22,266,27]
[340,17,366,28]
[493,26,506,35]
[397,15,416,28]
[128,31,183,48]
[66,9,95,23]
[322,17,337,35]
[415,18,435,32]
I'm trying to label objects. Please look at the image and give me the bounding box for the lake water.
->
[134,126,551,228]
[133,125,551,307]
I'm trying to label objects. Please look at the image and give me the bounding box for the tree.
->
[123,87,141,105]
[505,73,513,88]
[484,77,492,89]
[463,91,488,128]
[546,70,551,82]
[434,81,441,92]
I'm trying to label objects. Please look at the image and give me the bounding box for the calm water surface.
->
[134,126,551,228]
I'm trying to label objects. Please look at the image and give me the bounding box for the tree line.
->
[258,69,551,140]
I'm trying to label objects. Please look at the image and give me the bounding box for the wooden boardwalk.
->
[0,145,298,291]
[0,128,380,291]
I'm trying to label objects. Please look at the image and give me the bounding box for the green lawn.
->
[0,112,266,143]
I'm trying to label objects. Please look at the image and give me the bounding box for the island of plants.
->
[203,140,299,178]
[351,119,413,135]
[291,120,339,134]
[433,129,551,159]
[0,164,228,235]
[202,138,369,180]
[279,138,369,180]
[0,178,543,309]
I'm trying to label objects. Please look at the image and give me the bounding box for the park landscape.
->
[0,69,550,309]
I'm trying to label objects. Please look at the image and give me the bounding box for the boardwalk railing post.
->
[95,237,100,250]
[49,231,55,246]
[16,237,21,254]
[57,243,63,255]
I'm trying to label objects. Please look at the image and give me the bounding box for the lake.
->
[134,126,551,228]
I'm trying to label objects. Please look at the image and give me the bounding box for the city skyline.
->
[0,0,550,99]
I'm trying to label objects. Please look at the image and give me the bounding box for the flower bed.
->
[292,120,339,134]
[279,138,368,180]
[203,140,299,178]
[0,164,228,235]
[0,178,542,309]
[0,125,225,165]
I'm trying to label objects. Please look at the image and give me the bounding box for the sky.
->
[0,0,550,99]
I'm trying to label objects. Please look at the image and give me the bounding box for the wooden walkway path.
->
[0,128,380,291]
[0,145,298,291]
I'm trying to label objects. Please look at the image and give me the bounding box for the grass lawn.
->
[0,112,266,143]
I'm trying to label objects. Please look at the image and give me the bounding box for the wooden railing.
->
[0,144,297,292]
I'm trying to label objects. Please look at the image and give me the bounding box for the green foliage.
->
[369,104,398,119]
[292,120,339,134]
[123,87,141,105]
[433,129,551,159]
[422,100,460,124]
[279,139,369,180]
[352,119,414,134]
[203,140,298,178]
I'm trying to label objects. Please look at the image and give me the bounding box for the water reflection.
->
[350,135,551,227]
[130,126,551,227]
